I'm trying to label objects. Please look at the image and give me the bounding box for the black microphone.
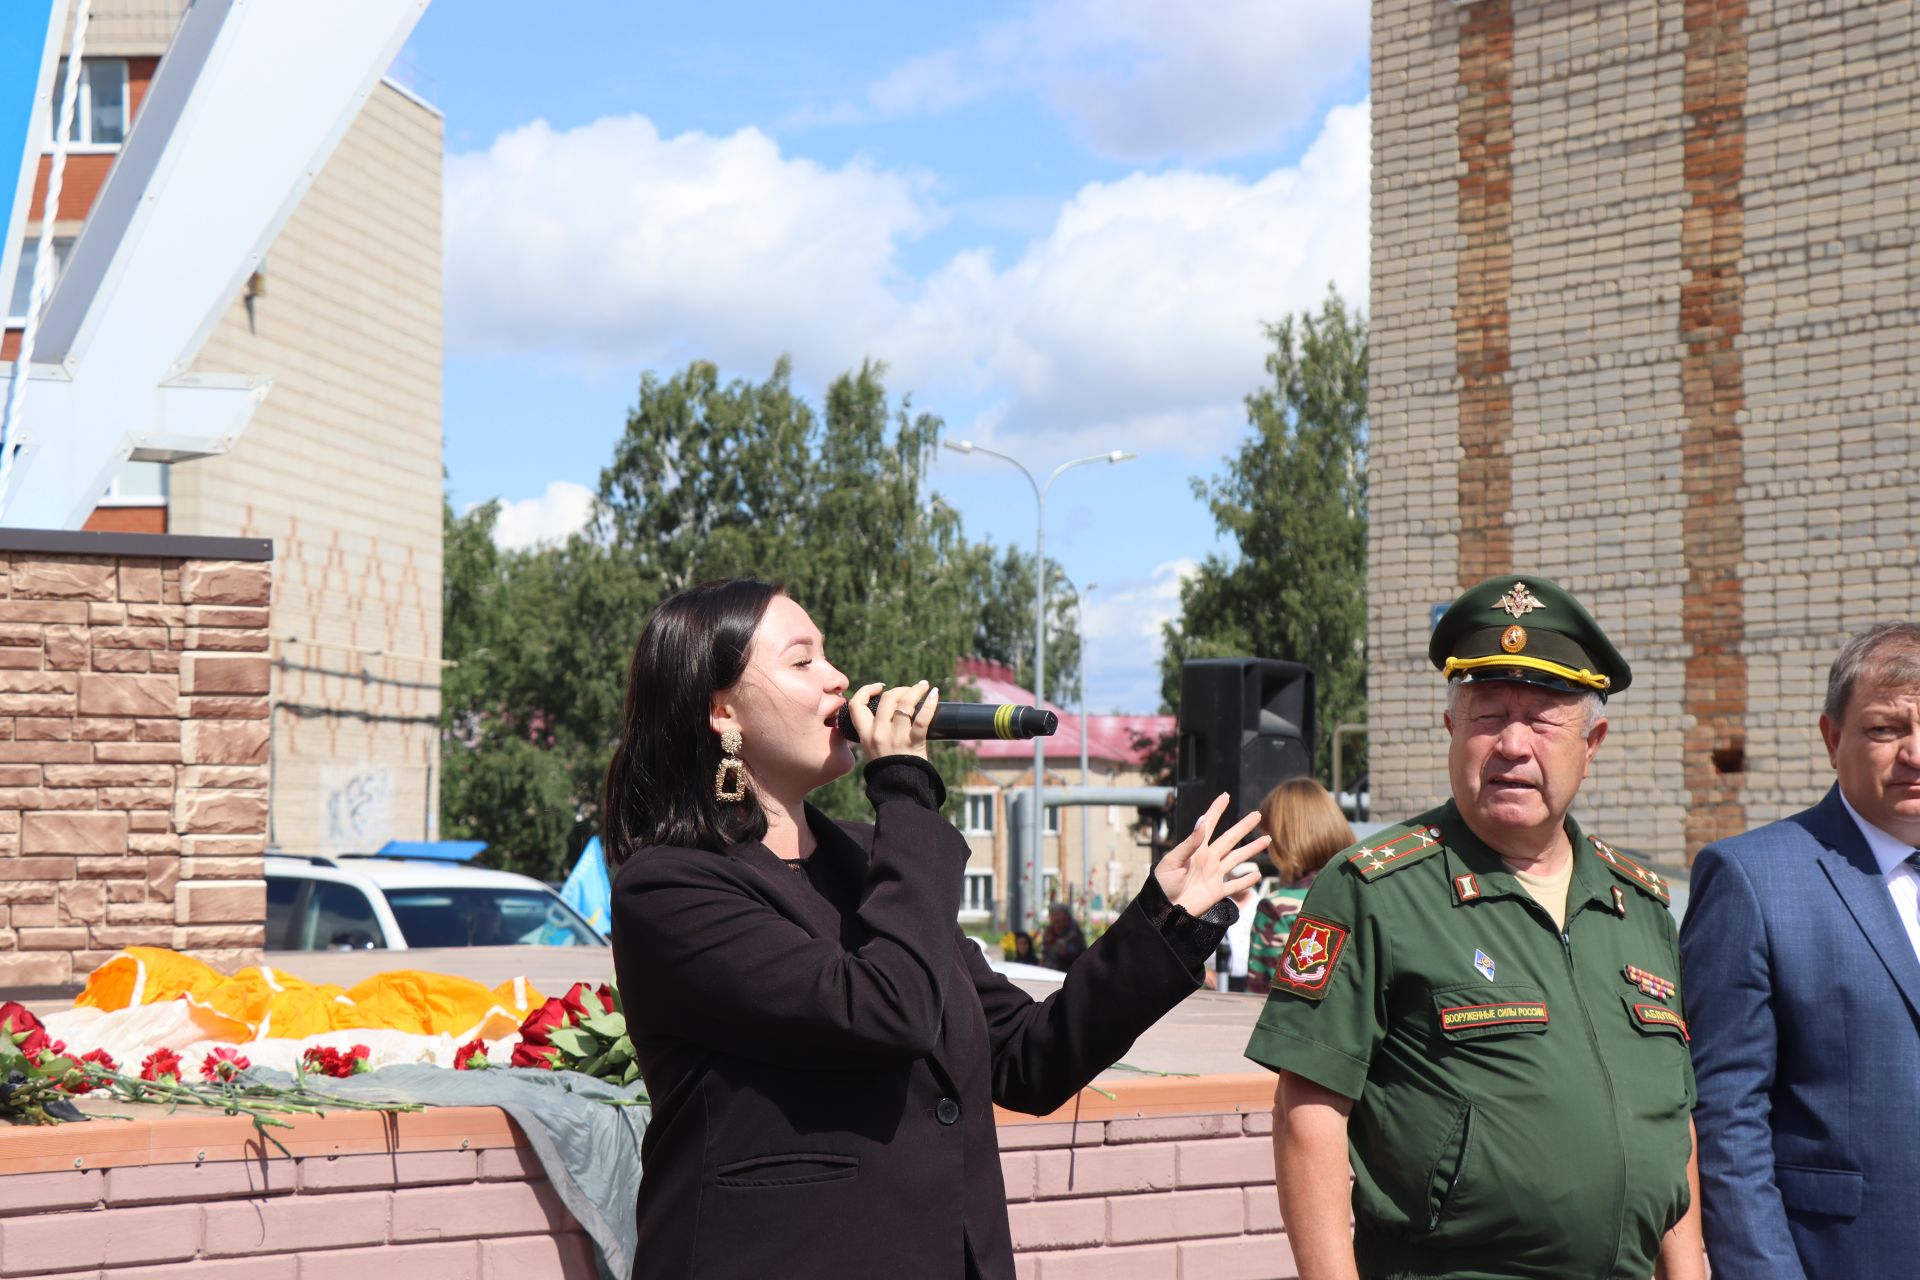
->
[835,699,1059,742]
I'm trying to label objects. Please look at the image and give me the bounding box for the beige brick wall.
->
[0,544,271,988]
[1371,0,1920,861]
[176,81,445,855]
[1369,0,1466,826]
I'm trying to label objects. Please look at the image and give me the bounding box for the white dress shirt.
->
[1838,789,1920,965]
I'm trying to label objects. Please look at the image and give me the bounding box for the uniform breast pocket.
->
[1430,985,1552,1044]
[1617,994,1694,1121]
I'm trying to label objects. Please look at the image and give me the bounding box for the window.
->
[265,876,303,951]
[298,882,384,950]
[1044,804,1061,835]
[962,790,996,835]
[7,237,74,322]
[960,869,994,921]
[50,59,129,148]
[383,888,603,948]
[97,460,168,507]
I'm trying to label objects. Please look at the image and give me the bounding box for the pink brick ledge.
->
[0,1073,1295,1279]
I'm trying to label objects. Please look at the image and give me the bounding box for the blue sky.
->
[410,0,1371,712]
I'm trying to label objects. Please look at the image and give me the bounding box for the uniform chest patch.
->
[1438,1001,1549,1033]
[1630,1002,1689,1040]
[1276,916,1349,1000]
[1473,949,1496,981]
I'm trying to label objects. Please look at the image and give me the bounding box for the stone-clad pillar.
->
[0,531,272,990]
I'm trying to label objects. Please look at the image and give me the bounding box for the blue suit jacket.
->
[1681,785,1920,1278]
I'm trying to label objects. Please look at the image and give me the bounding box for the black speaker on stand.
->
[1170,658,1316,855]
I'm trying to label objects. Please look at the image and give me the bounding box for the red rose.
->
[510,1037,560,1069]
[140,1048,184,1083]
[200,1047,251,1082]
[517,996,571,1047]
[0,1002,48,1059]
[453,1038,490,1070]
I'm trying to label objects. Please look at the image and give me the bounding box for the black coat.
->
[610,762,1209,1279]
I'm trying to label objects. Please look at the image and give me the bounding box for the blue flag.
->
[562,837,612,938]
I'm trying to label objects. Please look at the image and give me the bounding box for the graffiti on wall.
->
[321,764,393,852]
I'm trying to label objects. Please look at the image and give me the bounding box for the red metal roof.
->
[953,656,1173,766]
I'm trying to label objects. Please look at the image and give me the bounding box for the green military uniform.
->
[1245,576,1694,1280]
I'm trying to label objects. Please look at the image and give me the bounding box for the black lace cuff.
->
[1136,873,1235,973]
[863,755,946,811]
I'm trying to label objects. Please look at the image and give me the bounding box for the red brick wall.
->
[1455,0,1516,587]
[1680,0,1750,853]
[0,543,272,989]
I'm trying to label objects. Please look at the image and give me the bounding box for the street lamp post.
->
[1076,582,1096,914]
[944,441,1134,933]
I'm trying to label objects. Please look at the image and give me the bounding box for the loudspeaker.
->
[1172,658,1315,843]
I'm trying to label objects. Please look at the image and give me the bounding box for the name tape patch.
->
[1439,1001,1549,1033]
[1631,1002,1689,1040]
[1276,916,1350,1000]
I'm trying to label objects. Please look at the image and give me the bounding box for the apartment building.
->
[4,0,445,853]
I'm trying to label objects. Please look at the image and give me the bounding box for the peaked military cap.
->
[1429,575,1631,698]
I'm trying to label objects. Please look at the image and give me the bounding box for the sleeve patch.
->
[1438,1001,1549,1033]
[1274,916,1350,1000]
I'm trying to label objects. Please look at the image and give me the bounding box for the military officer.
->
[1247,576,1705,1280]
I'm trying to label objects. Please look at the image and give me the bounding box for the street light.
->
[944,440,1135,932]
[1061,575,1099,916]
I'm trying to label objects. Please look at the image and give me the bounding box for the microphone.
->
[835,699,1059,742]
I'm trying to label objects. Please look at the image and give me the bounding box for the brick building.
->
[953,658,1173,928]
[1369,0,1920,862]
[4,0,445,856]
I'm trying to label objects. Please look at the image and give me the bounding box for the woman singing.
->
[605,579,1267,1279]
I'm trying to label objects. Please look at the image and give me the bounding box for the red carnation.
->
[140,1048,184,1083]
[62,1048,118,1095]
[345,1044,371,1075]
[200,1047,251,1082]
[453,1038,490,1070]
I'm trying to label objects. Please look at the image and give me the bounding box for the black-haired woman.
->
[605,580,1267,1280]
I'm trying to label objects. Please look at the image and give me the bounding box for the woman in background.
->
[1243,776,1355,996]
[604,579,1269,1279]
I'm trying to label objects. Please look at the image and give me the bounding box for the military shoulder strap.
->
[1345,822,1445,883]
[1589,837,1671,905]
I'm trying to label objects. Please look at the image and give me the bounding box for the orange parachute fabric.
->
[76,947,544,1043]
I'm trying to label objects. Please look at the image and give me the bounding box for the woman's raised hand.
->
[845,680,939,762]
[1152,792,1268,917]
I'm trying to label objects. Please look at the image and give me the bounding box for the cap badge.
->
[1473,949,1497,981]
[1500,624,1527,653]
[1494,583,1545,619]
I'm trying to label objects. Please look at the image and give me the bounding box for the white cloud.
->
[486,481,597,550]
[444,100,1370,460]
[887,101,1371,452]
[444,116,939,369]
[863,0,1369,163]
[1081,559,1198,710]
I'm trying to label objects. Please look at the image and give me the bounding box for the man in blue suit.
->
[1682,623,1920,1277]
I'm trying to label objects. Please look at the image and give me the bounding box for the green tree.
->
[443,358,1017,876]
[957,544,1081,705]
[1162,287,1369,787]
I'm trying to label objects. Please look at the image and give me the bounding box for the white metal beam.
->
[2,0,430,529]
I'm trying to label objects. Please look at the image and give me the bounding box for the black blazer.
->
[610,760,1210,1279]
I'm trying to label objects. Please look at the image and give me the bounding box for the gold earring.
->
[714,728,747,802]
